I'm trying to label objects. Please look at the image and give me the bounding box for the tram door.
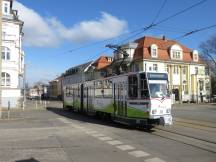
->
[114,82,127,117]
[86,86,94,113]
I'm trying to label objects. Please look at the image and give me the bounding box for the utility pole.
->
[0,0,3,118]
[23,64,26,110]
[106,44,129,75]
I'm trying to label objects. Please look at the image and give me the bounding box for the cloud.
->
[13,1,128,47]
[13,1,59,47]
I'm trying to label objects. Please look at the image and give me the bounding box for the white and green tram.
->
[63,72,172,126]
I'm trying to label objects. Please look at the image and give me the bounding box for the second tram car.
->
[63,72,172,126]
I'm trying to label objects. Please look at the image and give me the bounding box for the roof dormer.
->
[150,44,158,58]
[170,44,183,60]
[192,50,199,62]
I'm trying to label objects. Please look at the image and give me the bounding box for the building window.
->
[1,72,11,86]
[193,54,198,61]
[174,65,179,74]
[2,47,10,60]
[193,50,199,62]
[2,31,6,40]
[153,64,158,71]
[172,50,181,59]
[151,44,158,58]
[166,65,169,73]
[4,3,9,14]
[199,80,204,91]
[170,44,183,60]
[195,67,198,75]
[149,67,152,71]
[182,66,186,75]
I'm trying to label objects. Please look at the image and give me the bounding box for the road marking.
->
[107,140,123,145]
[144,157,166,162]
[85,130,98,134]
[81,128,92,131]
[128,150,150,158]
[75,126,85,129]
[98,137,113,141]
[57,118,71,124]
[91,133,105,137]
[116,145,135,151]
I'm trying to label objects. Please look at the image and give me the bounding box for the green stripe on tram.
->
[98,104,149,119]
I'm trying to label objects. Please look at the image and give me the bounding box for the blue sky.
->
[14,0,216,85]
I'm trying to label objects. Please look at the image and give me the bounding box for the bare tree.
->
[200,34,216,67]
[200,34,216,96]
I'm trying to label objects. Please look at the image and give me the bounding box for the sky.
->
[13,0,216,85]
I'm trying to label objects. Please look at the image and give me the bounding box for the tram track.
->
[152,126,216,153]
[174,117,216,129]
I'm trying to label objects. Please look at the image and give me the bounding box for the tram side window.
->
[128,75,138,98]
[103,80,113,98]
[69,87,74,97]
[140,73,149,99]
[94,80,103,98]
[65,87,70,97]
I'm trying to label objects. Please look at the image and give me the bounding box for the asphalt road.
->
[172,103,216,123]
[0,101,215,162]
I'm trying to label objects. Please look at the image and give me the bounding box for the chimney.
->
[162,35,166,40]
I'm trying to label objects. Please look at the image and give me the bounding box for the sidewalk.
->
[0,100,48,120]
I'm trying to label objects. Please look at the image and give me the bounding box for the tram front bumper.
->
[159,115,173,126]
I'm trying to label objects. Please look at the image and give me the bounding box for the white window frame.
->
[1,72,11,87]
[2,46,10,60]
[195,67,198,75]
[173,65,179,74]
[193,50,199,62]
[193,54,198,62]
[153,64,158,71]
[170,44,183,60]
[3,2,10,15]
[150,44,158,58]
[172,50,182,59]
[182,66,186,75]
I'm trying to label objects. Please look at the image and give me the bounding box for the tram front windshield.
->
[149,83,167,98]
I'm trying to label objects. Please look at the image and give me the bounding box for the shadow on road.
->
[46,107,154,133]
[16,157,40,162]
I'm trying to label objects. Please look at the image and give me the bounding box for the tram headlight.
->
[152,109,157,114]
[166,109,171,114]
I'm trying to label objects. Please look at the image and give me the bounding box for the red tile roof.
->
[93,55,113,70]
[133,36,203,64]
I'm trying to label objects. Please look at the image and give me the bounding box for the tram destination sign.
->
[147,73,168,80]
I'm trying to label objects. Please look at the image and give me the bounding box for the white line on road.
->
[106,140,123,145]
[128,150,150,158]
[144,157,166,162]
[85,130,98,134]
[98,137,113,141]
[116,145,135,151]
[91,133,105,137]
[75,126,85,129]
[57,118,71,124]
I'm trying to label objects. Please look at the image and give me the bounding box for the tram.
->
[63,72,172,126]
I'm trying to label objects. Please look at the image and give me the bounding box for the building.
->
[48,76,63,100]
[62,56,113,91]
[113,36,210,103]
[1,0,25,108]
[27,83,49,100]
[87,56,113,79]
[63,61,94,86]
